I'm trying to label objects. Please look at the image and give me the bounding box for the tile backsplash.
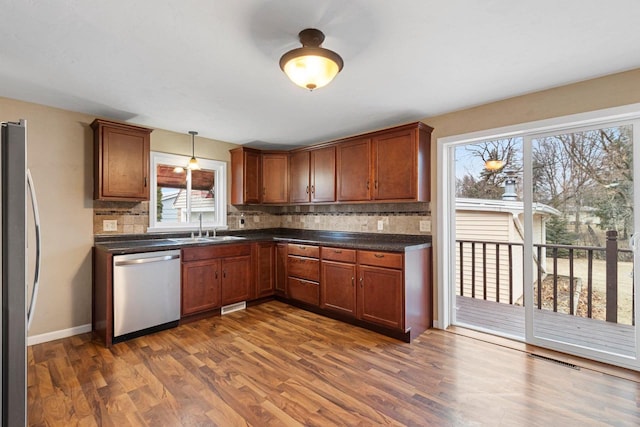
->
[94,201,430,235]
[94,201,149,234]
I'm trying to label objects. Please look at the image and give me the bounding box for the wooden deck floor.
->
[456,295,636,357]
[28,300,640,426]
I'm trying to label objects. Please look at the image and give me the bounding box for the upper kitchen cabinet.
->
[289,146,336,203]
[92,119,152,201]
[230,147,261,205]
[261,152,289,204]
[289,150,310,203]
[337,138,371,201]
[338,122,432,202]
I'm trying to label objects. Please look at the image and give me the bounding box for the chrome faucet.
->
[198,213,203,238]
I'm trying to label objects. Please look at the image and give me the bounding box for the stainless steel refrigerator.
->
[1,119,41,426]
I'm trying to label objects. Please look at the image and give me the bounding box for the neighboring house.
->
[160,190,180,222]
[455,198,560,304]
[173,189,216,223]
[565,205,601,227]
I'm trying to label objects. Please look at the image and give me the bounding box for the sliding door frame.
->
[436,102,640,370]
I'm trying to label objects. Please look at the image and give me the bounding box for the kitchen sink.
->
[170,235,246,244]
[211,235,246,241]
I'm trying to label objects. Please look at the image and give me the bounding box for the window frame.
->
[148,151,227,232]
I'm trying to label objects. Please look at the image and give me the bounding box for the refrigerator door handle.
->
[26,168,41,331]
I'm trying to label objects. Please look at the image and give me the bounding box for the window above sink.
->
[148,152,227,232]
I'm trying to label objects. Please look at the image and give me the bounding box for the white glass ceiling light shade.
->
[485,159,505,171]
[188,130,200,170]
[280,28,344,90]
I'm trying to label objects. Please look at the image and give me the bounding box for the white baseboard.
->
[432,320,442,330]
[27,323,92,346]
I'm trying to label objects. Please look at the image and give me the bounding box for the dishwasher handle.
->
[115,254,180,266]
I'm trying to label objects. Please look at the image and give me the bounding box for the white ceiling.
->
[1,1,639,148]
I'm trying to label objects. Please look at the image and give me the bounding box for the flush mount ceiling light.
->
[485,159,505,171]
[279,28,344,91]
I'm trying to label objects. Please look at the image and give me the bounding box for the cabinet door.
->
[262,153,289,203]
[357,265,403,330]
[230,148,261,204]
[275,243,287,294]
[256,242,275,298]
[321,261,356,316]
[336,138,371,201]
[310,146,336,202]
[95,122,151,201]
[221,255,252,305]
[181,259,221,316]
[244,150,261,203]
[372,129,416,200]
[289,150,310,203]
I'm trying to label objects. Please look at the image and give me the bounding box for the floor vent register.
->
[221,301,247,315]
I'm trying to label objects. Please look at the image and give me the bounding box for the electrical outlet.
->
[377,220,384,231]
[239,216,245,229]
[103,219,117,232]
[420,220,431,232]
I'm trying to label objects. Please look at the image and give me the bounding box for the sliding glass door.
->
[444,111,640,370]
[524,121,639,367]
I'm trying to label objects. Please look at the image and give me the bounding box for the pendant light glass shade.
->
[280,28,343,91]
[188,131,200,170]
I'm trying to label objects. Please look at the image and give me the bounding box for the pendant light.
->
[188,130,200,170]
[279,28,343,91]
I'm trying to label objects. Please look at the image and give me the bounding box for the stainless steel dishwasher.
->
[113,249,181,342]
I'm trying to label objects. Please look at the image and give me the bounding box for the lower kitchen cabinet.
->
[357,264,403,329]
[317,246,432,342]
[255,242,275,298]
[287,243,320,306]
[220,255,252,305]
[321,260,357,316]
[181,244,252,317]
[275,243,287,295]
[181,259,221,316]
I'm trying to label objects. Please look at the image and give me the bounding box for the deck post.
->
[605,230,618,323]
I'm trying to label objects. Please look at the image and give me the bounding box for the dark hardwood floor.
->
[28,301,640,426]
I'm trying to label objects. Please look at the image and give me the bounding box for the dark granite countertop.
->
[94,228,432,255]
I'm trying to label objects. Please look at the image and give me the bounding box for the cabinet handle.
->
[375,180,378,189]
[223,271,226,278]
[306,186,309,194]
[374,253,385,258]
[215,271,218,279]
[359,277,363,288]
[334,249,342,254]
[263,187,266,196]
[311,185,315,194]
[144,176,147,187]
[298,245,305,250]
[366,180,369,190]
[351,277,355,286]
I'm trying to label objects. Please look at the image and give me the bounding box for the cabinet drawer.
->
[287,256,320,282]
[288,277,320,306]
[321,246,356,263]
[287,243,319,258]
[357,250,403,269]
[182,244,251,262]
